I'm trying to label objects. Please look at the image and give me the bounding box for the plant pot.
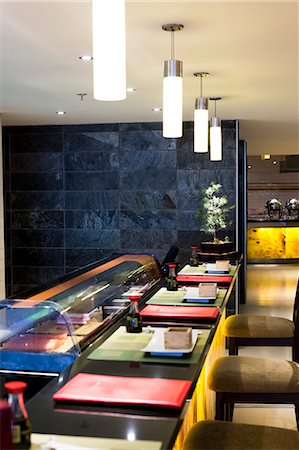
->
[200,241,234,254]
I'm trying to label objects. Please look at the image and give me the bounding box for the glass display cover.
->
[0,300,80,374]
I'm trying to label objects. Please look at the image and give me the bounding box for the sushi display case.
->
[0,253,163,377]
[0,299,80,374]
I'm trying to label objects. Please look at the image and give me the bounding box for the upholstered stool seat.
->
[182,420,299,450]
[224,315,294,339]
[208,356,299,393]
[223,279,299,359]
[207,356,299,427]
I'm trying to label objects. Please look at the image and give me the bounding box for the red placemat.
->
[140,305,219,320]
[177,275,232,284]
[53,373,191,409]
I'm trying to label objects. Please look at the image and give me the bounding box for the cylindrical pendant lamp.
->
[92,0,126,101]
[194,72,209,153]
[162,24,184,138]
[210,97,222,161]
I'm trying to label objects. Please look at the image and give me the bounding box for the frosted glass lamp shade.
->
[210,119,222,161]
[92,0,126,101]
[163,58,183,138]
[194,107,208,153]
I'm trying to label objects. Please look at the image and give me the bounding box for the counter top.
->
[248,219,299,227]
[26,266,240,450]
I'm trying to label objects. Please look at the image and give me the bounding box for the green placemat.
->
[146,287,226,307]
[88,326,210,365]
[178,264,236,276]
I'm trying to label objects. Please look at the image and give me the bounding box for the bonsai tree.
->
[195,182,235,244]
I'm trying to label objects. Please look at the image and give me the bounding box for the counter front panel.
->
[247,221,299,260]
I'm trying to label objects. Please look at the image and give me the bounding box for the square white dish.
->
[140,328,199,355]
[183,287,216,302]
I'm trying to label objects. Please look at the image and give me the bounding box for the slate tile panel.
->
[65,249,117,268]
[10,192,64,211]
[12,230,64,248]
[12,248,64,267]
[120,130,176,151]
[65,211,119,229]
[11,172,63,191]
[10,132,63,153]
[64,131,119,153]
[11,153,63,172]
[65,191,119,210]
[65,171,119,190]
[120,191,177,211]
[64,151,119,171]
[65,229,120,249]
[120,210,177,230]
[11,211,64,229]
[120,170,176,190]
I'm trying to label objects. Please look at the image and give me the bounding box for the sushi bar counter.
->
[0,254,241,450]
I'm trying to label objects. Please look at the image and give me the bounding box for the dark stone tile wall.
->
[3,120,237,296]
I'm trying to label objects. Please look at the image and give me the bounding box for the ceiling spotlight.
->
[209,97,222,161]
[273,160,277,165]
[152,107,162,112]
[162,23,184,138]
[248,165,252,169]
[79,55,93,62]
[56,111,66,115]
[194,72,209,153]
[127,87,136,93]
[92,0,126,101]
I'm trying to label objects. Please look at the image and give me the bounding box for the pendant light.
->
[194,72,209,153]
[92,0,126,101]
[162,23,184,138]
[209,97,222,161]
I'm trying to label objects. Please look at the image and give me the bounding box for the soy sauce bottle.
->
[0,399,13,450]
[126,294,142,333]
[4,381,31,449]
[166,263,178,291]
[190,246,198,267]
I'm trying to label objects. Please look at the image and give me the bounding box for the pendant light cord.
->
[171,30,175,59]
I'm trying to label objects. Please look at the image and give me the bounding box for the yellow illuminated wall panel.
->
[247,227,299,259]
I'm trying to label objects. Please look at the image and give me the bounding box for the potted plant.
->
[195,182,235,254]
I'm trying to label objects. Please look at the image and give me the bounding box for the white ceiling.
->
[1,1,298,155]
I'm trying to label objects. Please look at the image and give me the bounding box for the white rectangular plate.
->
[205,263,229,274]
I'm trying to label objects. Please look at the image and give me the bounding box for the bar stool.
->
[223,279,299,360]
[182,420,299,450]
[207,355,299,428]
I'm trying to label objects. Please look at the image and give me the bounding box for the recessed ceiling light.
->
[127,87,136,93]
[247,165,252,169]
[152,107,162,112]
[273,160,277,165]
[56,111,66,115]
[79,55,93,62]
